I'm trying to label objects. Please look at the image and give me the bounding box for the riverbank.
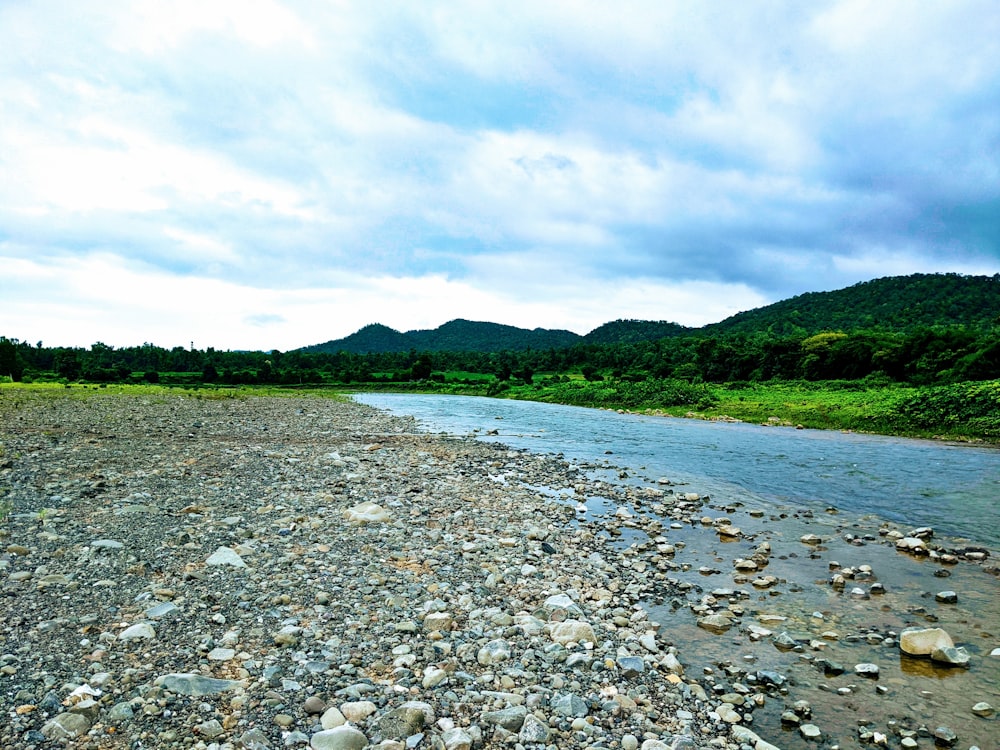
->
[1,387,996,750]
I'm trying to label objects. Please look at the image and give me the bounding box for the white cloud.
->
[0,1,997,350]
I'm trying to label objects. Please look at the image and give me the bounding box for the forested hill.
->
[706,273,1000,336]
[302,319,580,354]
[301,273,1000,354]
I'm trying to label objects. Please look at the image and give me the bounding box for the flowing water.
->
[355,393,1000,749]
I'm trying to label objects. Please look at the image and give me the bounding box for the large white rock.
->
[118,623,156,641]
[900,627,954,656]
[343,501,390,524]
[205,546,247,567]
[548,619,596,645]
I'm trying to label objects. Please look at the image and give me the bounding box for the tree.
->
[54,349,82,380]
[411,353,433,381]
[0,337,24,381]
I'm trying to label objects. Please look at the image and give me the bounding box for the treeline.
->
[2,324,999,387]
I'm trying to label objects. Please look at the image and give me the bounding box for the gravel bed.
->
[0,388,774,750]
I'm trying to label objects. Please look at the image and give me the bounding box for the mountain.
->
[301,319,580,354]
[582,319,692,345]
[705,273,1000,336]
[299,273,1000,354]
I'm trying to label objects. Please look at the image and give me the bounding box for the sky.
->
[2,1,999,351]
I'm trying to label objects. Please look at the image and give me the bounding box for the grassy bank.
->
[5,379,998,443]
[398,377,1000,443]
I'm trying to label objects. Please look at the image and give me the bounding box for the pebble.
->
[1,390,993,750]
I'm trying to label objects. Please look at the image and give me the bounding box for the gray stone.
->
[197,719,224,737]
[155,672,245,696]
[519,713,550,743]
[372,702,433,740]
[551,692,588,717]
[310,725,368,750]
[240,727,273,750]
[931,645,971,666]
[41,712,91,739]
[696,614,733,633]
[144,601,179,618]
[477,638,511,665]
[106,701,135,723]
[932,726,958,746]
[481,705,527,731]
[90,539,124,550]
[800,723,822,740]
[442,727,473,750]
[617,655,645,677]
[935,590,958,604]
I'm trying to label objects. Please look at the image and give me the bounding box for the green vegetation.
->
[2,273,999,441]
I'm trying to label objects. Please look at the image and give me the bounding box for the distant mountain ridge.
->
[299,273,1000,354]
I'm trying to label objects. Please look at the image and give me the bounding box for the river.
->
[354,393,1000,546]
[355,393,1000,749]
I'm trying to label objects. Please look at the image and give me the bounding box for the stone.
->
[477,638,511,665]
[935,590,958,604]
[423,612,452,632]
[421,665,448,688]
[551,692,588,717]
[442,727,473,750]
[118,622,156,640]
[41,712,91,739]
[303,696,326,715]
[208,647,236,660]
[197,719,224,737]
[548,619,596,645]
[145,601,179,618]
[622,734,640,750]
[730,726,781,750]
[240,728,272,750]
[543,592,585,616]
[696,614,733,633]
[310,725,368,750]
[155,673,245,696]
[800,534,823,544]
[320,707,346,729]
[617,655,645,677]
[518,713,550,743]
[800,723,822,740]
[900,627,954,656]
[971,702,994,717]
[206,546,247,567]
[340,701,377,722]
[372,702,433,740]
[932,726,958,746]
[481,705,526,731]
[896,537,927,553]
[344,501,390,524]
[931,645,971,666]
[854,663,879,678]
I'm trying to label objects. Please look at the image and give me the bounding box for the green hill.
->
[706,273,1000,336]
[300,273,1000,354]
[302,319,580,354]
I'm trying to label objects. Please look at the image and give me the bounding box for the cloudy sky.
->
[2,1,998,351]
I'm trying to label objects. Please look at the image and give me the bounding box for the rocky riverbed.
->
[0,388,996,750]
